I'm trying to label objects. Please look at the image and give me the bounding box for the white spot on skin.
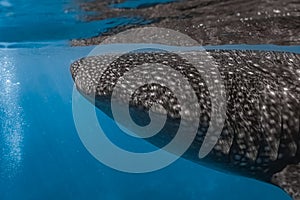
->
[273,9,281,14]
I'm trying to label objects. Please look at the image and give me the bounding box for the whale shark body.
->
[71,49,300,200]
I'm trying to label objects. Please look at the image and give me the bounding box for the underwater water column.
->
[0,55,24,179]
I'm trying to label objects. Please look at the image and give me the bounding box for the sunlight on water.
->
[0,55,24,178]
[0,0,12,7]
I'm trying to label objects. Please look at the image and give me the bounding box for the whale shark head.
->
[71,50,213,153]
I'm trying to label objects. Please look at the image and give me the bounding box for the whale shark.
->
[70,0,300,199]
[71,49,300,200]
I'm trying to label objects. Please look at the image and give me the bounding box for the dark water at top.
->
[0,0,155,43]
[0,0,298,200]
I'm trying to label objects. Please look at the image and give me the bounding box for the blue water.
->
[0,0,148,43]
[110,0,176,9]
[0,0,297,200]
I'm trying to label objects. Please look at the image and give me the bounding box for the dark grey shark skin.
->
[71,50,300,200]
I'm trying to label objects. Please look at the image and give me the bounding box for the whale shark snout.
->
[71,49,300,200]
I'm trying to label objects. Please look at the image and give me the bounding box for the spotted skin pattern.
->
[71,50,300,200]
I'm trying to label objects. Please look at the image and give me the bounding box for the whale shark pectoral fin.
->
[271,164,300,200]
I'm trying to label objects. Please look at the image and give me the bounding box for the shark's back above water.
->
[71,49,300,200]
